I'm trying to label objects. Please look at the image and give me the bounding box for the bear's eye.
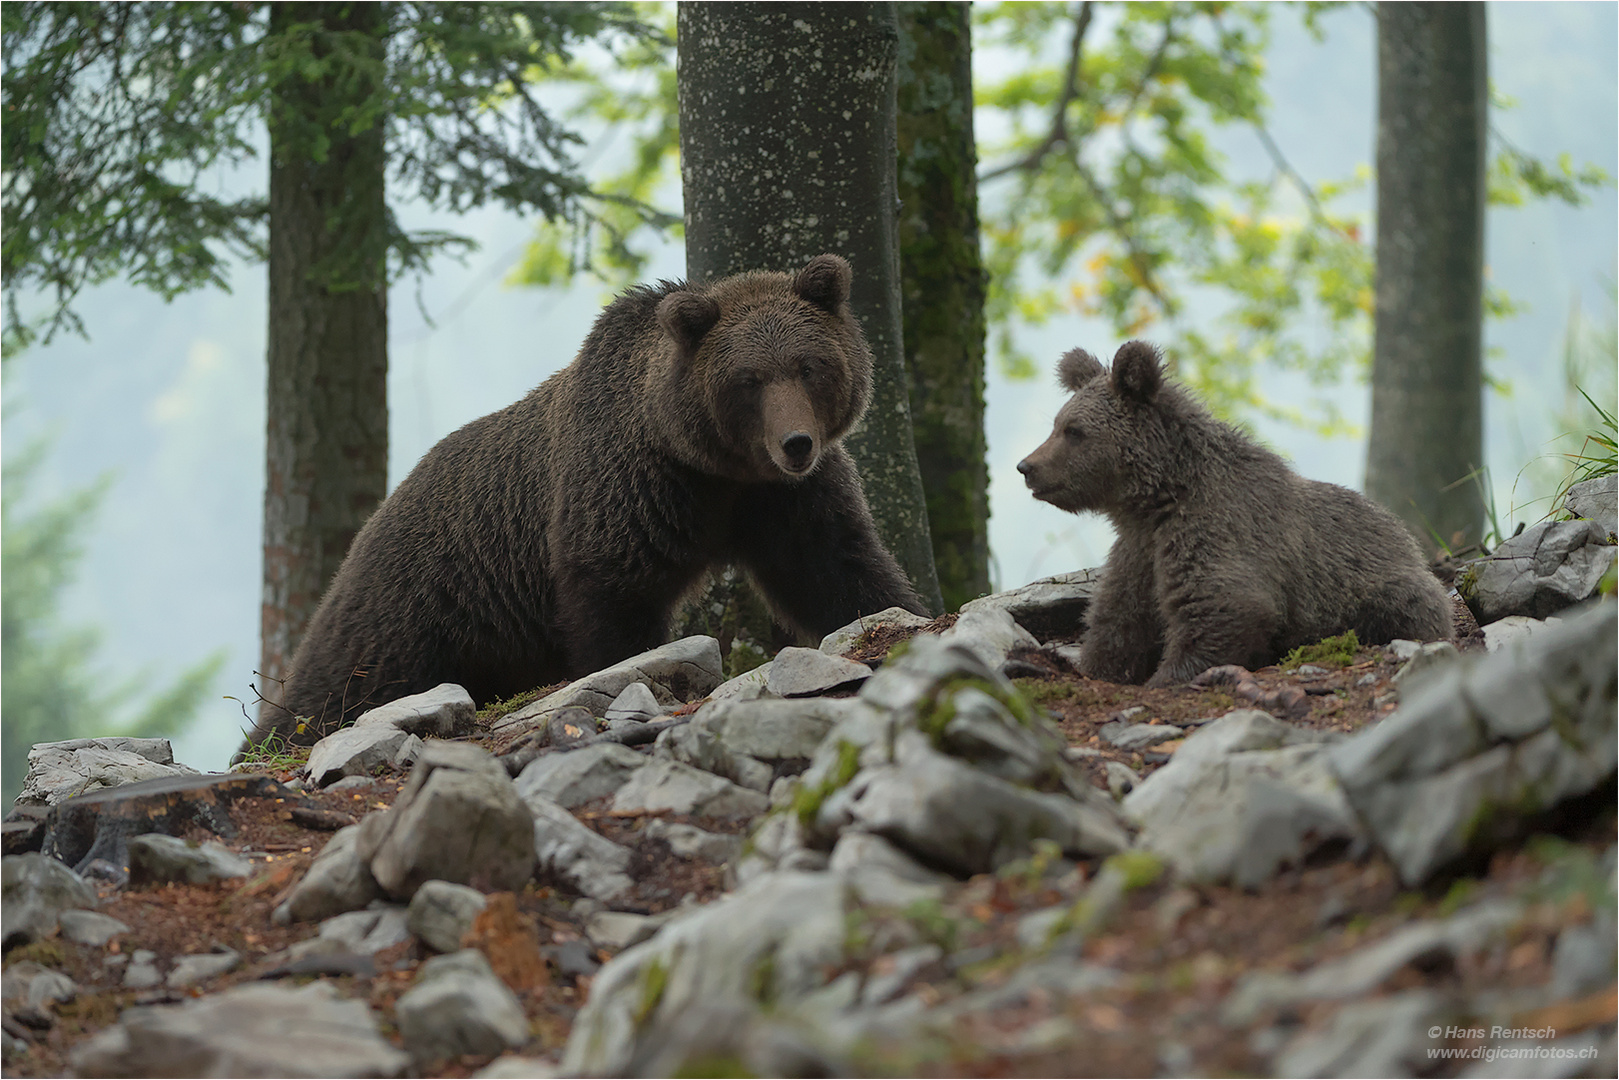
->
[797,358,820,380]
[738,372,764,390]
[1064,424,1084,440]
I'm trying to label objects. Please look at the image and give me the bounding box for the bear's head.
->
[1017,340,1186,515]
[653,254,872,483]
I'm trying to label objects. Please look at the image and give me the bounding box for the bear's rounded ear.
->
[794,254,853,313]
[657,292,722,353]
[1057,348,1105,392]
[1111,340,1163,404]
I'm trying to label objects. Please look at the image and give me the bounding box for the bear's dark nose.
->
[1016,458,1033,476]
[782,432,815,468]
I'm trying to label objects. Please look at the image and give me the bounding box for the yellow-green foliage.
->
[1281,629,1360,670]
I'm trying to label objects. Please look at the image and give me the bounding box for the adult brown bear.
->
[1018,341,1451,687]
[244,254,924,751]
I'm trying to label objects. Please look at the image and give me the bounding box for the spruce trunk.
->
[258,3,390,716]
[1365,2,1487,554]
[896,2,989,610]
[677,1,944,617]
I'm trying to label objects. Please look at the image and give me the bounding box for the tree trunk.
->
[677,0,944,615]
[896,2,989,611]
[258,2,390,715]
[1365,2,1487,555]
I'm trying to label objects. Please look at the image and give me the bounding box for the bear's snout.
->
[782,431,816,472]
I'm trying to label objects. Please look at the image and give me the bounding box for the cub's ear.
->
[794,253,853,313]
[657,292,721,353]
[1057,348,1105,392]
[1111,340,1163,404]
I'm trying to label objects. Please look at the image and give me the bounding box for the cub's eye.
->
[1064,424,1084,440]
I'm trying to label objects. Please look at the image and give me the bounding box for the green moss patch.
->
[1281,630,1360,670]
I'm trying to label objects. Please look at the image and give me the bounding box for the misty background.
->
[3,2,1614,773]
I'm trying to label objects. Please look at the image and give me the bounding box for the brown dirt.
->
[5,599,1612,1078]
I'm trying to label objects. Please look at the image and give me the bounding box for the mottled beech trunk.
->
[259,2,389,715]
[1365,2,1487,554]
[677,1,944,616]
[897,2,989,611]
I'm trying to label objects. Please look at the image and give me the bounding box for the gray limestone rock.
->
[525,792,634,902]
[561,871,850,1076]
[937,605,1039,672]
[396,949,530,1064]
[818,606,933,656]
[475,1056,559,1079]
[1123,710,1356,888]
[957,569,1100,642]
[1,962,77,1010]
[123,950,162,989]
[493,636,724,734]
[611,759,770,819]
[352,683,476,738]
[706,663,776,703]
[514,742,647,809]
[658,696,854,792]
[408,879,489,953]
[766,647,871,697]
[1457,519,1616,623]
[357,741,536,899]
[1,853,98,949]
[1273,990,1445,1078]
[604,681,666,722]
[1564,474,1618,537]
[1225,899,1521,1025]
[274,823,382,925]
[16,739,196,807]
[1482,614,1563,652]
[165,949,241,988]
[1103,761,1141,799]
[126,834,252,886]
[1332,601,1616,885]
[819,730,1128,877]
[304,724,413,789]
[70,980,409,1078]
[827,830,952,907]
[645,820,742,864]
[1098,720,1183,751]
[585,910,667,951]
[1391,640,1461,694]
[57,909,129,947]
[314,906,412,955]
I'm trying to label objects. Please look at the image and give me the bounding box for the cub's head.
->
[655,254,871,483]
[1017,340,1172,514]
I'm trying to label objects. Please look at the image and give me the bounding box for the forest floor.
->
[6,597,1615,1078]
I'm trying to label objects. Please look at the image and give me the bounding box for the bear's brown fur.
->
[1017,341,1451,687]
[245,254,924,750]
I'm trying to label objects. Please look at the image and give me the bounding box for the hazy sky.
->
[5,2,1615,772]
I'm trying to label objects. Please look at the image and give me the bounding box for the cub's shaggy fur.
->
[1018,341,1451,686]
[244,254,923,751]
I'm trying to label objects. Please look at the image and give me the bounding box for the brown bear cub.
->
[1018,341,1451,688]
[244,254,924,751]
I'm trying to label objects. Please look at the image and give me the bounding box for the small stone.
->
[1391,640,1459,694]
[645,820,742,863]
[585,910,665,951]
[166,949,241,988]
[1480,614,1562,652]
[16,739,196,807]
[1103,761,1141,799]
[1098,721,1181,752]
[605,682,665,723]
[545,706,599,749]
[127,834,252,886]
[304,724,413,788]
[2,853,98,949]
[352,683,476,738]
[326,776,376,793]
[475,1056,559,1080]
[492,636,723,734]
[315,906,412,955]
[527,795,634,902]
[1564,474,1617,536]
[1296,664,1328,677]
[611,759,769,819]
[70,980,409,1078]
[408,880,489,954]
[818,606,933,656]
[1,962,77,1010]
[395,949,530,1064]
[274,823,382,925]
[123,950,162,989]
[57,910,130,947]
[514,742,647,809]
[546,939,600,979]
[766,647,871,697]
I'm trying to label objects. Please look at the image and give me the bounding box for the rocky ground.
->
[3,480,1615,1078]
